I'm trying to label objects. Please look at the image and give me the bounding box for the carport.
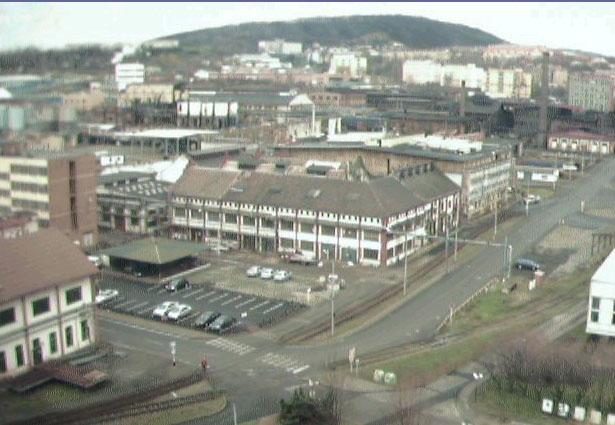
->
[101,237,208,278]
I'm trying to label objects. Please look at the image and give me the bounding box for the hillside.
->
[157,14,503,56]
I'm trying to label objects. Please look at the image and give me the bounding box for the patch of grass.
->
[473,380,570,425]
[362,330,502,382]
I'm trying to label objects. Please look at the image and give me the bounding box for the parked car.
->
[95,289,119,304]
[281,251,318,266]
[515,258,541,271]
[273,270,292,282]
[194,311,221,328]
[165,278,190,292]
[152,301,180,319]
[260,267,275,279]
[166,304,192,321]
[523,194,541,205]
[246,265,262,277]
[209,315,238,334]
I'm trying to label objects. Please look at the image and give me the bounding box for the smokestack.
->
[459,80,466,118]
[538,51,550,147]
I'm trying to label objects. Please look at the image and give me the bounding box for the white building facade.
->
[329,54,368,78]
[115,63,145,91]
[587,248,615,337]
[0,229,98,377]
[484,68,532,99]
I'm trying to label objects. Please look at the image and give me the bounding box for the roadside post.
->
[170,341,176,367]
[349,346,356,373]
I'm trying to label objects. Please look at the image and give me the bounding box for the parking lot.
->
[96,276,306,330]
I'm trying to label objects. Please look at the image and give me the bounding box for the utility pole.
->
[493,199,498,241]
[330,290,335,337]
[445,223,449,274]
[403,231,408,296]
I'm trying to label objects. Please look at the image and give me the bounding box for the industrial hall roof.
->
[102,237,207,265]
[0,228,99,304]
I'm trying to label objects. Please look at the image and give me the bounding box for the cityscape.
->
[3,3,615,425]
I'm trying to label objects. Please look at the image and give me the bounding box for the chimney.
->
[538,51,550,147]
[459,80,466,118]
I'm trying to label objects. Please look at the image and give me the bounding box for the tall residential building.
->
[484,68,533,99]
[258,39,302,55]
[115,63,145,91]
[0,153,98,247]
[0,229,98,377]
[568,73,615,112]
[329,54,368,78]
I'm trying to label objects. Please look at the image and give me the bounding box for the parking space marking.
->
[196,291,216,301]
[291,365,310,374]
[113,299,138,309]
[125,301,149,312]
[249,300,270,311]
[221,295,242,306]
[262,302,285,315]
[147,285,162,292]
[209,293,231,303]
[177,312,198,324]
[205,337,255,356]
[182,288,205,299]
[235,298,257,308]
[156,289,167,295]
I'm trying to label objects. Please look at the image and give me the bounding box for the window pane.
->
[49,332,57,354]
[592,297,600,310]
[15,345,24,367]
[81,320,89,341]
[0,307,15,327]
[65,326,73,347]
[65,287,82,305]
[591,311,599,323]
[32,298,50,316]
[0,352,6,373]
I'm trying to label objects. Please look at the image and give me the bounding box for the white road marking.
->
[99,317,188,340]
[114,299,138,309]
[221,295,242,306]
[209,293,231,303]
[196,291,216,301]
[205,337,255,356]
[125,301,149,312]
[262,302,285,315]
[249,300,270,311]
[292,365,310,374]
[182,288,205,299]
[147,285,162,292]
[235,298,257,308]
[257,352,310,375]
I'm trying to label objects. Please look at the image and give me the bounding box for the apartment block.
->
[568,73,615,112]
[484,68,533,99]
[0,153,98,247]
[0,229,98,377]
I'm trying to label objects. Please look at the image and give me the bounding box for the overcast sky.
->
[1,2,615,56]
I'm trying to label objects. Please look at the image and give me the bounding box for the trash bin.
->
[384,372,397,385]
[373,369,384,383]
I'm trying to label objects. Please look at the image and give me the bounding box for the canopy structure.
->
[102,237,207,278]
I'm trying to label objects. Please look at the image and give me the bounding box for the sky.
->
[1,2,615,57]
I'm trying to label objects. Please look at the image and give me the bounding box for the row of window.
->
[12,198,48,211]
[589,297,615,324]
[0,172,8,180]
[0,287,83,327]
[10,165,48,176]
[0,321,89,374]
[10,182,48,194]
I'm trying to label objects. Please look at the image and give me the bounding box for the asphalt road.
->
[98,157,615,424]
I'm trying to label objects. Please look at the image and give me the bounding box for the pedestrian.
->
[201,358,208,372]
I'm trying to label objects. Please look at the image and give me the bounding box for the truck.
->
[280,250,318,266]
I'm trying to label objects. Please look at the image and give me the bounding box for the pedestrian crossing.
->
[258,352,310,375]
[205,337,255,356]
